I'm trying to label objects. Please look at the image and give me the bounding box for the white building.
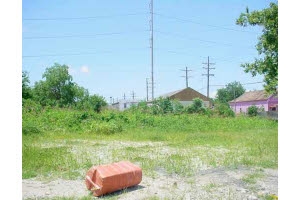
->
[111,99,140,111]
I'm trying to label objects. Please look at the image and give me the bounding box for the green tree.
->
[236,3,278,94]
[73,84,90,109]
[87,94,107,113]
[216,81,245,103]
[32,63,76,107]
[22,71,32,99]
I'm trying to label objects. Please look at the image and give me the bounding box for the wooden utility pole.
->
[131,91,136,100]
[146,78,149,101]
[202,56,215,98]
[180,66,192,88]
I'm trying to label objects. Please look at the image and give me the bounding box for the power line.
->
[23,30,149,40]
[23,13,147,21]
[154,13,260,34]
[210,81,263,87]
[155,30,255,49]
[22,48,148,58]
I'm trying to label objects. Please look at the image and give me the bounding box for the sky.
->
[22,0,276,102]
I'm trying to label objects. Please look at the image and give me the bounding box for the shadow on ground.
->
[97,185,146,199]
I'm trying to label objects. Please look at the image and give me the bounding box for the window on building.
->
[271,106,276,111]
[124,103,127,109]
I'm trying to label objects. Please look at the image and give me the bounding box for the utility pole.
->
[131,91,136,100]
[180,66,192,88]
[202,56,215,98]
[146,78,150,101]
[149,0,154,100]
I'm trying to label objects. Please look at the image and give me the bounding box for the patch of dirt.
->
[23,167,277,200]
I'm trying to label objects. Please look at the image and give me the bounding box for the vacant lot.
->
[22,109,277,199]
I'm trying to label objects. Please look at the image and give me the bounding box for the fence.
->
[257,111,278,120]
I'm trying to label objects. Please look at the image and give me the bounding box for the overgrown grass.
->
[22,108,277,180]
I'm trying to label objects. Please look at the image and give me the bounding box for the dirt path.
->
[23,167,277,200]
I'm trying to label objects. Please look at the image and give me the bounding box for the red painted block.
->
[85,161,142,196]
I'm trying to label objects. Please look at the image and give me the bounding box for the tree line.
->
[22,63,107,112]
[22,62,247,116]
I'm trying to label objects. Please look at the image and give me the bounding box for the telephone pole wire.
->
[180,66,192,88]
[202,56,215,98]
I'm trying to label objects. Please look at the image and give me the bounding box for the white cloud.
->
[80,65,89,73]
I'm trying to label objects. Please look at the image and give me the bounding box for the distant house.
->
[157,87,211,107]
[111,100,140,111]
[229,90,278,113]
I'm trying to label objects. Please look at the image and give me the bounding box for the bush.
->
[172,100,184,114]
[185,98,207,114]
[215,103,235,117]
[247,105,259,117]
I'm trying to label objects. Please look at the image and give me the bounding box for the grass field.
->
[22,108,278,181]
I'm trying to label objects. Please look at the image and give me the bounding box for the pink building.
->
[229,90,278,114]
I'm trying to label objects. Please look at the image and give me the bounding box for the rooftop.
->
[229,90,273,103]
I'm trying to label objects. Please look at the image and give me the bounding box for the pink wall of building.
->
[229,95,278,114]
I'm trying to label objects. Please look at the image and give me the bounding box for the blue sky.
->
[22,0,276,102]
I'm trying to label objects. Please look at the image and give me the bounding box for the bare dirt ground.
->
[23,167,277,200]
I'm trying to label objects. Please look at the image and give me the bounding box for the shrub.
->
[247,105,259,117]
[185,98,207,114]
[172,100,184,114]
[215,103,235,117]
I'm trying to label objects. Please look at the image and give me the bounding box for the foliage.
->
[22,106,278,180]
[216,81,245,103]
[152,97,173,114]
[236,3,278,93]
[86,94,107,113]
[22,71,32,99]
[185,98,206,114]
[29,63,107,111]
[214,103,235,117]
[172,100,184,114]
[32,63,76,107]
[247,105,259,117]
